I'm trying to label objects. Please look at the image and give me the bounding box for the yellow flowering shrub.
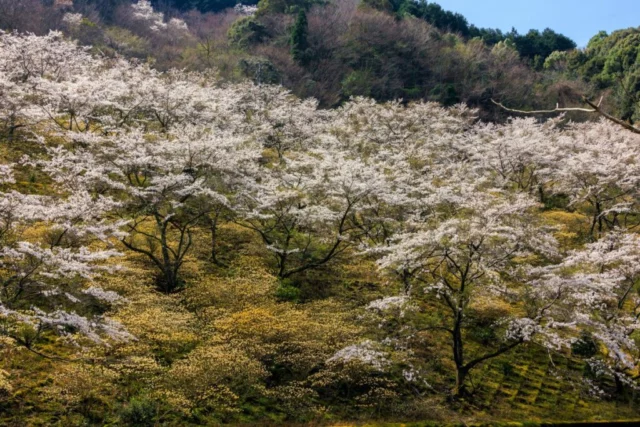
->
[541,210,591,248]
[98,258,201,362]
[0,369,11,398]
[467,295,515,322]
[115,293,199,362]
[182,256,277,321]
[45,363,119,412]
[310,360,400,413]
[212,299,360,377]
[263,383,322,418]
[163,344,267,416]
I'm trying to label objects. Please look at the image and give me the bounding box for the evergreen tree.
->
[257,0,321,14]
[290,9,309,65]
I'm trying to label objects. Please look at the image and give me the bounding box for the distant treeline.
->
[5,0,639,123]
[149,0,577,65]
[364,0,577,64]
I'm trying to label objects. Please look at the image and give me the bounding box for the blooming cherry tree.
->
[238,149,391,279]
[376,188,561,396]
[40,125,259,293]
[0,167,129,350]
[548,121,640,238]
[537,230,640,393]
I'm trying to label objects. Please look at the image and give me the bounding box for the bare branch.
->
[492,97,640,135]
[491,98,599,114]
[582,97,640,135]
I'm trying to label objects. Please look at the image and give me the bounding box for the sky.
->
[434,0,639,47]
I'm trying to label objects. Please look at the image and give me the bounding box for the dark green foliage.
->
[569,29,640,123]
[470,26,507,45]
[119,397,158,426]
[80,0,259,15]
[386,1,575,64]
[257,0,323,14]
[364,0,472,36]
[361,0,395,12]
[73,0,130,23]
[429,83,460,106]
[499,361,514,376]
[572,332,598,359]
[364,1,576,64]
[408,0,472,37]
[228,16,268,49]
[156,0,260,13]
[509,28,577,65]
[290,10,309,64]
[341,70,374,98]
[275,279,301,302]
[189,0,237,12]
[542,193,571,211]
[192,0,258,12]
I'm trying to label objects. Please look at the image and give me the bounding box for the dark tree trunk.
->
[208,212,225,267]
[452,313,467,398]
[454,366,469,398]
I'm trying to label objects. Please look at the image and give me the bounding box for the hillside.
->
[0,0,594,117]
[2,2,640,426]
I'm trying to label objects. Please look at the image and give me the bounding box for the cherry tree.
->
[0,69,28,139]
[237,148,392,279]
[330,98,475,163]
[130,0,189,40]
[228,83,329,158]
[0,166,130,351]
[467,117,562,196]
[40,125,259,293]
[0,31,136,350]
[129,69,221,132]
[539,230,640,394]
[0,31,93,83]
[0,31,95,136]
[326,99,481,242]
[547,121,640,238]
[375,187,562,397]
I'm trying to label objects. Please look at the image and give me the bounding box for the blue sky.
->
[435,0,639,47]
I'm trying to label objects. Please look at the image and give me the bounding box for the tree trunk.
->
[208,213,225,267]
[538,184,545,205]
[157,217,182,293]
[160,265,179,294]
[452,314,466,398]
[453,366,469,398]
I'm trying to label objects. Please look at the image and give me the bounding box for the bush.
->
[165,345,268,418]
[119,397,158,426]
[228,17,268,49]
[275,279,302,302]
[572,332,598,358]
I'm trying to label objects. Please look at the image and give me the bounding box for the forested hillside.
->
[0,0,593,115]
[2,1,640,426]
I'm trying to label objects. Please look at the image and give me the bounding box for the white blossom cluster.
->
[2,30,640,391]
[131,0,188,36]
[61,13,83,28]
[327,340,390,370]
[234,4,258,15]
[82,286,124,304]
[366,296,410,312]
